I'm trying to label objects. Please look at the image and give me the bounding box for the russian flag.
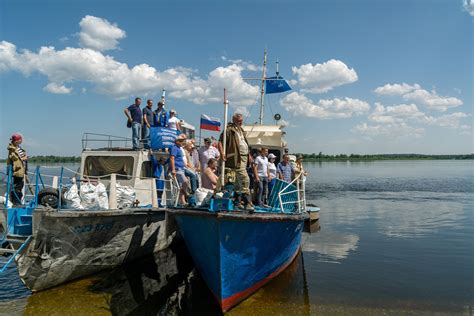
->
[200,114,221,131]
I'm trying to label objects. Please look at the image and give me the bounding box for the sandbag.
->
[96,182,109,210]
[80,182,100,210]
[195,187,214,207]
[63,184,84,210]
[116,183,136,209]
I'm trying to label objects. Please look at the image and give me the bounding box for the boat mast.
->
[259,50,267,125]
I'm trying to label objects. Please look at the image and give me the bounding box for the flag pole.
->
[221,88,228,186]
[199,118,202,147]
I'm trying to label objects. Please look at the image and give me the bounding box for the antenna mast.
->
[259,50,267,125]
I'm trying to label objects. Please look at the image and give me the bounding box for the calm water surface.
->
[0,160,472,315]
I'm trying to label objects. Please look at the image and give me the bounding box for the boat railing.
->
[277,171,306,214]
[82,133,133,150]
[2,164,181,212]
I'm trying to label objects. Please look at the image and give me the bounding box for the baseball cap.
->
[268,153,276,159]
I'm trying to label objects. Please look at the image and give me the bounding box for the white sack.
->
[195,188,214,207]
[96,183,109,210]
[80,182,100,210]
[0,195,13,208]
[63,184,84,210]
[116,183,136,209]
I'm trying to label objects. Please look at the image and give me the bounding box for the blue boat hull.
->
[174,210,307,311]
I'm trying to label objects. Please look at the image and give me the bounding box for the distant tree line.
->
[0,156,81,163]
[294,153,474,161]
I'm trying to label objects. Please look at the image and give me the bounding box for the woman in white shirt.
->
[267,153,277,196]
[167,109,181,131]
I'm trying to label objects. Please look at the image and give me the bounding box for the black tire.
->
[37,188,60,208]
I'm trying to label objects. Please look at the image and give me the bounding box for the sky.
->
[0,0,473,157]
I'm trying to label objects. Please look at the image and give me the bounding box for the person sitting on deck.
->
[201,158,219,190]
[277,154,295,183]
[7,133,28,206]
[170,134,188,205]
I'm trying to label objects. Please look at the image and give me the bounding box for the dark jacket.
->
[219,123,249,169]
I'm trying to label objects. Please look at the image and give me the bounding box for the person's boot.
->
[242,194,255,213]
[234,194,244,210]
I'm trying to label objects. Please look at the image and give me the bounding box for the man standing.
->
[198,137,220,172]
[154,100,168,127]
[124,97,142,150]
[142,99,154,149]
[170,134,188,205]
[253,147,270,207]
[218,113,253,210]
[277,154,295,183]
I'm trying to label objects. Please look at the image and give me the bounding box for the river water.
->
[0,160,472,315]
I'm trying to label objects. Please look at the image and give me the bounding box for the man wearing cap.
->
[198,137,220,172]
[7,134,28,206]
[124,97,143,150]
[170,134,188,205]
[154,101,168,127]
[267,153,277,196]
[218,112,254,210]
[167,109,181,131]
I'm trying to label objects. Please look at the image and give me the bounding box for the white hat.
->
[268,153,276,159]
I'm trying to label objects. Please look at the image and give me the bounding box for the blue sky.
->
[1,0,472,157]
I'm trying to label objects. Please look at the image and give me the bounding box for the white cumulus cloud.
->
[374,83,420,96]
[352,122,425,139]
[402,88,463,112]
[464,0,474,16]
[374,82,463,112]
[0,40,259,106]
[43,82,72,94]
[280,92,369,119]
[79,15,126,51]
[368,103,432,124]
[291,59,358,93]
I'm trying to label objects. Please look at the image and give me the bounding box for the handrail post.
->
[57,166,64,210]
[5,165,12,208]
[296,178,301,213]
[34,166,40,207]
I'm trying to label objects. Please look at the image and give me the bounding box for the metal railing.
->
[82,133,132,150]
[277,171,306,214]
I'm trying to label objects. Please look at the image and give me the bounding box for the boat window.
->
[83,156,134,180]
[140,161,153,178]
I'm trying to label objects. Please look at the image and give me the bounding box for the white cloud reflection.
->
[302,231,359,263]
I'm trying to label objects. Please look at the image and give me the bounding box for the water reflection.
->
[302,232,359,263]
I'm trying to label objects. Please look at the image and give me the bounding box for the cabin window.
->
[140,161,153,178]
[83,156,134,180]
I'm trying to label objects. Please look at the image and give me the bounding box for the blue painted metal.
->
[0,236,31,273]
[174,211,305,311]
[267,179,298,213]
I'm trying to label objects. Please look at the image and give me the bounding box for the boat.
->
[171,51,315,312]
[0,133,182,291]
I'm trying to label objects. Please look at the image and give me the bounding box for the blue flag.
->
[265,76,292,94]
[150,127,180,149]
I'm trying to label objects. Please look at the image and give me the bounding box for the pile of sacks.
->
[63,182,135,210]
